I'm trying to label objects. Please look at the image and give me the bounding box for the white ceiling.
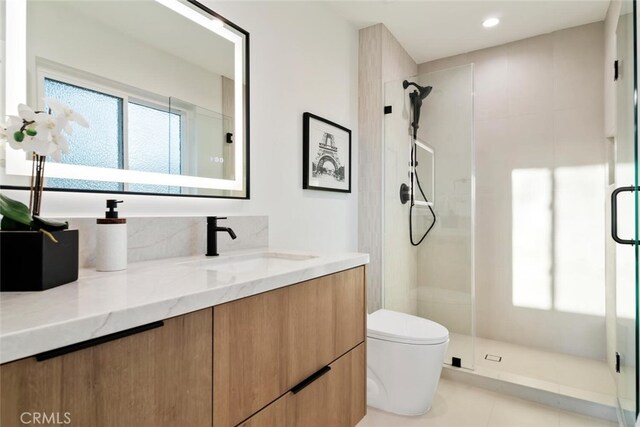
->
[327,1,610,64]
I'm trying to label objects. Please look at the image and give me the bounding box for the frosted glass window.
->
[44,78,123,168]
[44,78,123,191]
[41,78,182,193]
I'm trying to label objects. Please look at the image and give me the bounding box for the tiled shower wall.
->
[419,22,606,359]
[358,24,417,313]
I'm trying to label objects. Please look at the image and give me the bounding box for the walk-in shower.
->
[382,4,639,422]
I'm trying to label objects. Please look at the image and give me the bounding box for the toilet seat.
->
[367,309,449,345]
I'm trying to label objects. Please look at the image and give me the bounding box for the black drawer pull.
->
[291,366,331,394]
[35,321,164,362]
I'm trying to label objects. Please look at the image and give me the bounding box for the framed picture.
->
[303,112,351,193]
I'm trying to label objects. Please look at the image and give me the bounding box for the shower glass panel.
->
[383,64,475,369]
[613,1,638,424]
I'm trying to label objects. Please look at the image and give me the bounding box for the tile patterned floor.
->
[357,378,617,427]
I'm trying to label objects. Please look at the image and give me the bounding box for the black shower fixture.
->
[401,79,436,246]
[402,80,432,139]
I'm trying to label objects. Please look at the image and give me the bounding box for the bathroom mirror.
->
[3,0,249,198]
[412,139,435,206]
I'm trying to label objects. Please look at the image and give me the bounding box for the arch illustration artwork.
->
[302,112,351,193]
[312,132,345,182]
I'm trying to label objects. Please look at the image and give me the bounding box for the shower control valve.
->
[400,183,410,205]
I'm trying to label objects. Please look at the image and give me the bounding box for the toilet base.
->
[366,336,448,416]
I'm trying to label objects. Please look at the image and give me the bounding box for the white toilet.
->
[366,309,449,416]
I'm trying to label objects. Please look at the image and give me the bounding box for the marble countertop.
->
[0,249,369,364]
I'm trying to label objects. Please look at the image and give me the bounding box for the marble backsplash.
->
[67,216,268,268]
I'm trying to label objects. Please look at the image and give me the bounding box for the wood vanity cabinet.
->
[214,266,366,427]
[0,266,366,427]
[0,308,213,427]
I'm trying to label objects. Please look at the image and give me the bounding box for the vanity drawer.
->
[0,309,213,427]
[289,343,366,427]
[236,393,289,427]
[237,343,366,427]
[214,267,365,427]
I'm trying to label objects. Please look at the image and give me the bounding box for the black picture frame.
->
[302,112,352,193]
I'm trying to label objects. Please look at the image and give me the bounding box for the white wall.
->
[27,0,222,114]
[419,22,606,360]
[0,0,4,121]
[2,2,359,253]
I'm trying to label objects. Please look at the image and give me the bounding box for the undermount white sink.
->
[186,252,318,274]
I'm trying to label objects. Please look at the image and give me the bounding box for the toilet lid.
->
[367,309,449,345]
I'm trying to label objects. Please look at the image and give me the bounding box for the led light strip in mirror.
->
[4,0,245,192]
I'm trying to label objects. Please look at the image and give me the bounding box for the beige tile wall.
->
[358,25,384,313]
[419,22,606,360]
[359,24,417,313]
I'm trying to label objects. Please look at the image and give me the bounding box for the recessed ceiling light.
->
[482,17,500,28]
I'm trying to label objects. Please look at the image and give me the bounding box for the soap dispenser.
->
[96,199,127,272]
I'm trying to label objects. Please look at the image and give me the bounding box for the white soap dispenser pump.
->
[96,199,127,272]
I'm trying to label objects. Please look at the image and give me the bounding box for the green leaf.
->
[0,194,33,228]
[0,194,69,233]
[32,216,69,232]
[0,216,31,231]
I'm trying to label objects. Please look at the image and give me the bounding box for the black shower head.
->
[403,80,432,100]
[421,85,433,100]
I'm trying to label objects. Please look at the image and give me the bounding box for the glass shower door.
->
[383,64,475,369]
[613,1,639,425]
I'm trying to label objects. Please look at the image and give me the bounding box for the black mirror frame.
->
[1,0,250,200]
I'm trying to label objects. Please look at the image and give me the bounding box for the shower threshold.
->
[442,333,618,422]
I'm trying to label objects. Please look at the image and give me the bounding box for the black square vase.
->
[0,230,79,292]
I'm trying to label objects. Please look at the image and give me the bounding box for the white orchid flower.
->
[22,135,55,157]
[44,97,89,128]
[4,99,89,161]
[0,116,24,148]
[49,132,69,161]
[17,104,36,122]
[34,111,61,140]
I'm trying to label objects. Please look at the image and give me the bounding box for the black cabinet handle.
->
[291,366,331,394]
[35,321,164,362]
[611,186,639,245]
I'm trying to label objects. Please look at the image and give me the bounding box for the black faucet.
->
[206,216,237,257]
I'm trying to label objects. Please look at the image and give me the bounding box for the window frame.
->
[37,66,190,193]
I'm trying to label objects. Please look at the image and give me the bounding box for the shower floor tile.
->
[357,378,617,427]
[445,333,616,399]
